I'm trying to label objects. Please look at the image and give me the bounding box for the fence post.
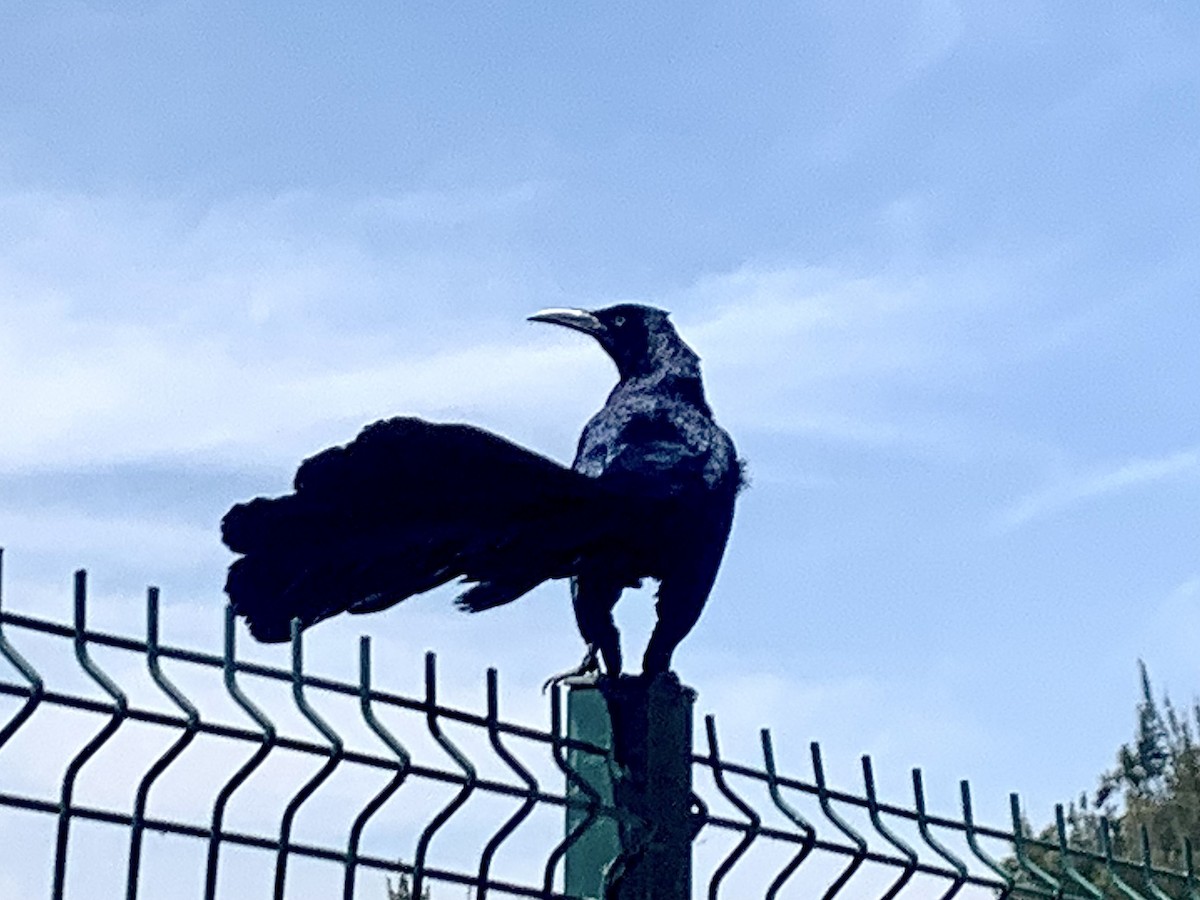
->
[566,674,695,900]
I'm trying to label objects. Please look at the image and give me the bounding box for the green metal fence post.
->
[565,682,619,898]
[565,674,695,900]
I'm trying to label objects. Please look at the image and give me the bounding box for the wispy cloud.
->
[0,296,609,471]
[998,448,1200,530]
[0,186,581,471]
[675,261,1053,465]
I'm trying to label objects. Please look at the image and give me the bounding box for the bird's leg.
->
[541,644,602,693]
[562,575,622,687]
[642,571,713,675]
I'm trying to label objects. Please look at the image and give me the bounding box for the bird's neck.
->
[613,342,712,414]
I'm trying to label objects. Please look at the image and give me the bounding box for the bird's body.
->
[222,304,740,676]
[560,308,740,674]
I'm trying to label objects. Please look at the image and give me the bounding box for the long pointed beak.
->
[528,307,605,338]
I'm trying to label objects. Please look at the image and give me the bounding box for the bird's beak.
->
[528,308,605,338]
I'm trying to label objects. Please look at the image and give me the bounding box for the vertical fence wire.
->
[0,548,44,752]
[862,754,918,900]
[344,634,411,900]
[275,618,346,900]
[704,714,760,898]
[760,728,816,899]
[206,604,277,900]
[477,667,540,899]
[54,571,130,900]
[913,769,968,900]
[127,586,200,900]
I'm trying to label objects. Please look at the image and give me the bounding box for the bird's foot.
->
[541,647,602,694]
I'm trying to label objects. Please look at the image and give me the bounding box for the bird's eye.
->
[613,315,625,327]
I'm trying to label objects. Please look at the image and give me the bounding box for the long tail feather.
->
[222,417,630,641]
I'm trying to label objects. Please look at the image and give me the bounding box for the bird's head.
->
[529,304,695,381]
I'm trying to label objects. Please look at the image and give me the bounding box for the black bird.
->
[221,304,741,677]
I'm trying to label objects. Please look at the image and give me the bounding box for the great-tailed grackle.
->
[221,304,741,676]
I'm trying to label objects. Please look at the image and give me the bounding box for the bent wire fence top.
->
[0,555,1196,900]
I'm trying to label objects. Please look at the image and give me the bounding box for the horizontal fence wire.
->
[0,554,1196,900]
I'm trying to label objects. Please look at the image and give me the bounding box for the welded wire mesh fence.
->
[0,555,1196,900]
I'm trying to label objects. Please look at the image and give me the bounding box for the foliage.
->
[1008,662,1199,899]
[385,873,431,900]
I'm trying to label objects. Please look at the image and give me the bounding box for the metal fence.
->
[0,555,1196,900]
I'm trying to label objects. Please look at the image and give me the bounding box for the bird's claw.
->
[541,648,601,694]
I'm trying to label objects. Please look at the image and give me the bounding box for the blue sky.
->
[1,1,1199,890]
